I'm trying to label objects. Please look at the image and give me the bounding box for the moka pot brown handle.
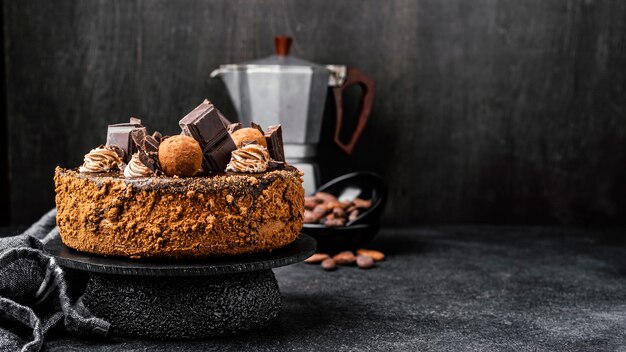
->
[332,68,375,154]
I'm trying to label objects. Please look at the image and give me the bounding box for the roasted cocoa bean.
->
[315,192,337,202]
[304,253,330,263]
[321,258,337,271]
[303,210,320,223]
[333,251,356,265]
[339,201,352,209]
[353,198,372,209]
[326,200,341,210]
[356,249,385,262]
[356,255,374,269]
[324,218,346,227]
[312,204,328,216]
[332,207,346,218]
[304,197,320,209]
[348,209,359,221]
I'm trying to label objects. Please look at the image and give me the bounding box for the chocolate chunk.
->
[130,128,148,152]
[179,100,237,172]
[267,160,285,170]
[144,135,160,153]
[250,122,264,134]
[152,131,162,142]
[138,151,156,171]
[264,125,285,162]
[227,123,242,134]
[106,118,144,162]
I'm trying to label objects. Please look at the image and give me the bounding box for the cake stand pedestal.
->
[44,234,316,339]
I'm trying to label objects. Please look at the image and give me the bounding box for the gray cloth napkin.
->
[0,209,110,352]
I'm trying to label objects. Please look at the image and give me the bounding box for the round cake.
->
[54,99,304,259]
[54,166,304,258]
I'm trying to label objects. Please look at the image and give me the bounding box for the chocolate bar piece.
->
[264,124,285,162]
[144,135,160,153]
[179,100,236,172]
[130,128,147,152]
[106,118,144,162]
[138,151,156,171]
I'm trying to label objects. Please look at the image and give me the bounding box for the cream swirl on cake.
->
[226,143,270,173]
[79,146,124,173]
[124,153,154,177]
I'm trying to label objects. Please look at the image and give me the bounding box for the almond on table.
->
[333,251,357,265]
[356,249,385,262]
[356,255,374,269]
[304,253,330,263]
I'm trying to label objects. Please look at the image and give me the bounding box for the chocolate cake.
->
[54,100,304,258]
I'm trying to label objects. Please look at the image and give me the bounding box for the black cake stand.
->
[45,234,316,339]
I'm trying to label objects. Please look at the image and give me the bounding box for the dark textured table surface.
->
[3,226,626,351]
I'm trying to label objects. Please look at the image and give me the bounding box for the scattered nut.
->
[315,192,337,202]
[356,255,374,269]
[324,218,346,227]
[326,200,341,210]
[339,201,352,209]
[332,207,346,218]
[353,198,372,209]
[312,204,327,216]
[304,197,320,209]
[302,192,372,228]
[333,251,356,265]
[321,258,337,271]
[304,210,320,224]
[356,249,385,262]
[304,253,330,263]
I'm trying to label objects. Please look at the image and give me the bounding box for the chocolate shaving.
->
[264,124,285,162]
[152,131,162,143]
[179,99,236,172]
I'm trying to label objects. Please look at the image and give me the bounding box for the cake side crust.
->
[54,167,304,258]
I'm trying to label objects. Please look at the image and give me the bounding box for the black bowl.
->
[301,223,380,254]
[315,171,386,226]
[301,172,387,253]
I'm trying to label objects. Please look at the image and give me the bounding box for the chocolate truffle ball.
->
[158,135,203,177]
[230,128,267,149]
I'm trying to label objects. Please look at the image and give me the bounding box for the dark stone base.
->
[82,270,281,339]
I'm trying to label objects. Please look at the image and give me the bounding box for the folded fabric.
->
[0,209,110,352]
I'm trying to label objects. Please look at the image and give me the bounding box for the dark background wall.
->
[3,0,626,226]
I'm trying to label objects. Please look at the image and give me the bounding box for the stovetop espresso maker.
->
[211,36,374,194]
